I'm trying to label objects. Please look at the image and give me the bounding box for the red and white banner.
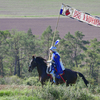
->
[60,3,100,27]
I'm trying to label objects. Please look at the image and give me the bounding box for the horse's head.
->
[28,56,37,72]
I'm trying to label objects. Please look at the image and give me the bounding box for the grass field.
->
[0,82,100,100]
[0,0,100,17]
[0,76,100,100]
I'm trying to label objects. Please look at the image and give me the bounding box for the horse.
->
[28,56,89,87]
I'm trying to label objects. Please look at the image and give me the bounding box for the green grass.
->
[0,87,42,100]
[0,80,100,100]
[0,76,100,100]
[0,0,100,18]
[0,89,43,100]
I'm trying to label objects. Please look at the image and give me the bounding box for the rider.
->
[48,46,65,83]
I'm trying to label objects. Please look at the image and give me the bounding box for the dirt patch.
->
[0,18,100,40]
[0,85,34,90]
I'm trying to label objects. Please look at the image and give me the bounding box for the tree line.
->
[0,26,100,85]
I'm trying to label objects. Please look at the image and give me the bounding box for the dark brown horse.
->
[28,56,89,87]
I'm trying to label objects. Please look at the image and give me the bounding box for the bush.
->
[0,78,6,85]
[0,76,41,86]
[24,76,41,86]
[32,80,96,100]
[0,79,99,100]
[0,76,23,85]
[96,86,100,93]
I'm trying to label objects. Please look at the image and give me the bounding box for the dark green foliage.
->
[0,76,23,85]
[0,78,5,85]
[24,77,41,86]
[41,26,53,59]
[0,27,100,87]
[58,31,89,68]
[0,78,99,100]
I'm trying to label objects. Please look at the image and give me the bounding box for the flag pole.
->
[48,14,60,60]
[51,14,60,46]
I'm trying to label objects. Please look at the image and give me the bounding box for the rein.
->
[54,68,66,83]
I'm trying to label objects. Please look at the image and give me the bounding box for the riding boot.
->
[50,70,55,83]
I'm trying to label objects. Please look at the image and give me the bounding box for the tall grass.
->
[0,78,100,100]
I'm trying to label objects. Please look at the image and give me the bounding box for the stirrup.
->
[53,80,55,83]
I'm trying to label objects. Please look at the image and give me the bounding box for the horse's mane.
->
[32,55,47,65]
[36,56,47,65]
[39,56,46,61]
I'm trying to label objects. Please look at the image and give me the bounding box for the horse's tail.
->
[77,72,89,86]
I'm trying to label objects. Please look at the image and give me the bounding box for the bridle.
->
[29,57,37,72]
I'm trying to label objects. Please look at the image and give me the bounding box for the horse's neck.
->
[37,62,47,76]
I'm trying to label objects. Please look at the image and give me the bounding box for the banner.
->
[60,3,100,27]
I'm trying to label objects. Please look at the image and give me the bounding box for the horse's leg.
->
[39,76,44,87]
[66,80,70,86]
[55,78,59,85]
[40,74,51,87]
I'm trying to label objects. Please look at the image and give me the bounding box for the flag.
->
[60,5,64,15]
[60,3,100,27]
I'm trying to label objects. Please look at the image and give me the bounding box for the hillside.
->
[0,18,100,40]
[0,0,100,17]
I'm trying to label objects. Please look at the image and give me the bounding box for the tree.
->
[85,38,100,83]
[41,26,61,59]
[41,26,53,59]
[59,31,89,68]
[0,30,10,76]
[8,30,24,77]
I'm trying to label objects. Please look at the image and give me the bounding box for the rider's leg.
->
[50,70,55,83]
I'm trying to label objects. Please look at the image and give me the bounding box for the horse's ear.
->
[32,55,36,59]
[32,56,34,59]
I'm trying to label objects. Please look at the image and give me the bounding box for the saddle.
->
[46,61,65,79]
[55,70,65,79]
[46,60,55,74]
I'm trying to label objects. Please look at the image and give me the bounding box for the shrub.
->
[33,80,96,100]
[0,78,6,85]
[6,76,23,85]
[24,76,41,86]
[0,76,23,85]
[95,85,100,93]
